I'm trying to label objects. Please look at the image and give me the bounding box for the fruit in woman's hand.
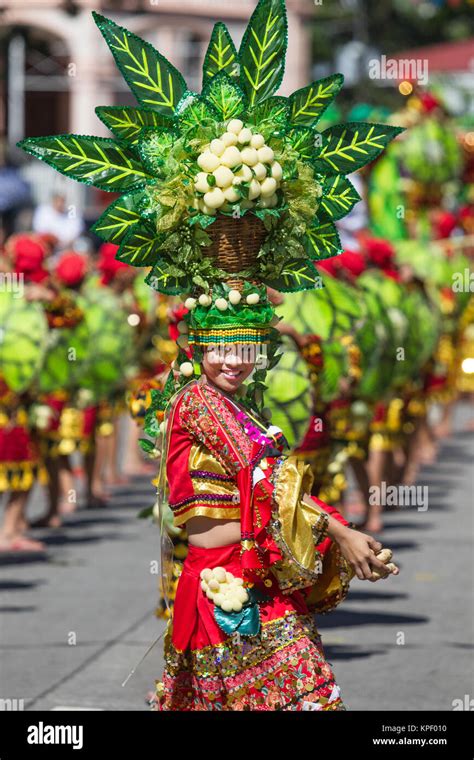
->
[213,567,227,582]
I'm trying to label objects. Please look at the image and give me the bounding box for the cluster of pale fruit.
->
[200,566,249,612]
[193,119,283,215]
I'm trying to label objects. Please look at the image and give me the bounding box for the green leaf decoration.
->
[93,12,186,114]
[246,95,290,136]
[145,259,191,295]
[174,92,220,132]
[91,191,144,243]
[262,257,321,292]
[318,175,361,221]
[285,126,319,163]
[95,105,173,146]
[202,22,238,85]
[139,438,155,454]
[289,74,344,127]
[188,212,216,229]
[239,0,288,108]
[117,225,162,267]
[313,122,404,175]
[138,129,177,175]
[17,135,151,192]
[202,72,246,121]
[304,219,342,260]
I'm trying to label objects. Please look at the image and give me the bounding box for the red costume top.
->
[165,379,354,613]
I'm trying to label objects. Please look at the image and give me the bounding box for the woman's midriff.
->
[186,516,241,548]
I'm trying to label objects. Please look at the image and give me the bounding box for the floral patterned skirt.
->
[151,541,345,711]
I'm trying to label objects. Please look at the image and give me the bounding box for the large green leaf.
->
[117,225,162,267]
[93,12,186,114]
[91,191,144,243]
[95,105,173,146]
[319,175,361,221]
[261,258,321,292]
[202,72,246,121]
[202,22,238,84]
[145,260,191,295]
[18,135,151,192]
[304,220,342,260]
[174,92,220,132]
[314,122,404,175]
[239,0,288,107]
[289,74,344,127]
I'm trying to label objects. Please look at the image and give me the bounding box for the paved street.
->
[0,404,473,711]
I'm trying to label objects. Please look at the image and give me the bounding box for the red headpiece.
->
[97,243,130,285]
[6,234,49,283]
[55,251,88,287]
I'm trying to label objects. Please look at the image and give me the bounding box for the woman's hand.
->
[327,517,400,581]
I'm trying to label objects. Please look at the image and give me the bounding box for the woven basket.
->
[204,214,267,274]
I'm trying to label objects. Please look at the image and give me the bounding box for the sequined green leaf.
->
[289,74,344,127]
[239,0,288,107]
[246,96,290,138]
[202,22,238,85]
[313,122,404,175]
[93,12,186,115]
[304,220,342,260]
[117,225,161,267]
[202,72,246,121]
[318,175,361,221]
[17,134,151,191]
[145,259,191,295]
[175,92,220,131]
[95,105,173,146]
[285,126,319,163]
[91,192,144,243]
[262,258,321,292]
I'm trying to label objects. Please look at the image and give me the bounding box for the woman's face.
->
[202,344,256,394]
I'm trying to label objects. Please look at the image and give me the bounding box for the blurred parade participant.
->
[0,234,52,550]
[33,193,84,250]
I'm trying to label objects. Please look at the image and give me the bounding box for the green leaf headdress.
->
[18,0,401,349]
